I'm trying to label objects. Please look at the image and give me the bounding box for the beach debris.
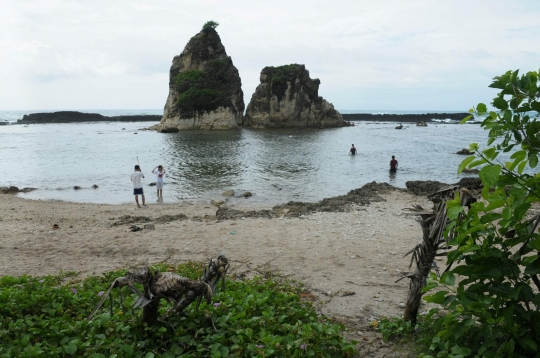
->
[340,291,356,297]
[73,186,81,190]
[143,224,155,230]
[416,121,428,127]
[129,225,142,232]
[122,128,125,130]
[134,132,138,134]
[87,253,230,326]
[221,189,235,197]
[52,224,59,230]
[91,184,99,189]
[242,191,252,198]
[149,182,157,186]
[395,124,403,129]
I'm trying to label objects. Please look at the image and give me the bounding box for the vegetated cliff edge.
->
[17,112,161,124]
[151,27,244,132]
[342,113,470,123]
[243,64,346,128]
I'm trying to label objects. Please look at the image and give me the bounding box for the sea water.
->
[0,110,487,205]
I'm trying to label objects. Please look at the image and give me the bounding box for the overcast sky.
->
[1,0,539,111]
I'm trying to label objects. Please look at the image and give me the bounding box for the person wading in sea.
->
[349,144,357,155]
[389,155,398,172]
[131,165,146,208]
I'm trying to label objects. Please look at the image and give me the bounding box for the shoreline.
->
[5,110,470,125]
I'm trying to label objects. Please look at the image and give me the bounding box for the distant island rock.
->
[17,111,161,124]
[342,113,470,123]
[151,23,244,132]
[243,64,346,128]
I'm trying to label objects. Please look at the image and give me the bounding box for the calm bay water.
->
[0,111,487,206]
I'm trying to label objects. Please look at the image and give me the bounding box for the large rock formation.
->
[152,27,244,131]
[243,64,345,128]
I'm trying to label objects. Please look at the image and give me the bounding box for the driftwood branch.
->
[88,253,230,326]
[402,186,473,324]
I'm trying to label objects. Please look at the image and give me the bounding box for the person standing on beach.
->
[131,165,146,208]
[349,144,357,155]
[152,165,166,200]
[390,155,398,172]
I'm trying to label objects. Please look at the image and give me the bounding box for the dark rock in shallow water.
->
[455,177,483,190]
[159,127,179,133]
[456,148,473,155]
[17,111,161,124]
[91,184,99,189]
[342,113,470,123]
[73,186,81,190]
[243,64,345,128]
[406,180,449,196]
[1,186,37,194]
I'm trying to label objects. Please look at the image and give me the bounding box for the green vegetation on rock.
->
[0,262,357,357]
[202,21,219,31]
[173,69,227,113]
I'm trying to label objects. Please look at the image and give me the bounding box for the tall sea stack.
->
[243,64,345,128]
[152,24,244,131]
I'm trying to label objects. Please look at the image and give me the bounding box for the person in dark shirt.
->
[390,155,398,172]
[349,144,357,155]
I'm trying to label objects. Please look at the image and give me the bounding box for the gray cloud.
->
[1,0,539,110]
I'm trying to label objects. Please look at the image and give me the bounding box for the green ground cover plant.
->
[379,69,540,358]
[0,262,357,357]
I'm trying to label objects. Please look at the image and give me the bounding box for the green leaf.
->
[479,164,501,189]
[441,272,455,286]
[65,343,77,355]
[482,147,498,160]
[524,258,540,275]
[421,281,439,293]
[492,97,508,110]
[529,155,538,169]
[518,159,528,174]
[477,103,487,114]
[461,115,473,124]
[121,345,133,355]
[458,156,476,174]
[425,291,449,304]
[144,353,155,358]
[448,205,464,220]
[518,337,538,352]
[531,101,540,112]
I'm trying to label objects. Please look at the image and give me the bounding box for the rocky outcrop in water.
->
[152,26,244,132]
[17,112,161,124]
[342,113,470,123]
[243,64,345,128]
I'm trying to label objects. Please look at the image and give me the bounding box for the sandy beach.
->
[1,185,436,356]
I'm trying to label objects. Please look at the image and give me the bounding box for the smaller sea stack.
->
[243,64,345,128]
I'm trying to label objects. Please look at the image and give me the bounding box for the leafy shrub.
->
[202,21,219,31]
[0,263,357,357]
[380,70,540,358]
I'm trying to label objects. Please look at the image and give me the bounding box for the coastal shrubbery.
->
[380,69,540,357]
[0,262,357,357]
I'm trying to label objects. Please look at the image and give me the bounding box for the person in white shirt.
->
[131,165,146,208]
[152,165,166,200]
